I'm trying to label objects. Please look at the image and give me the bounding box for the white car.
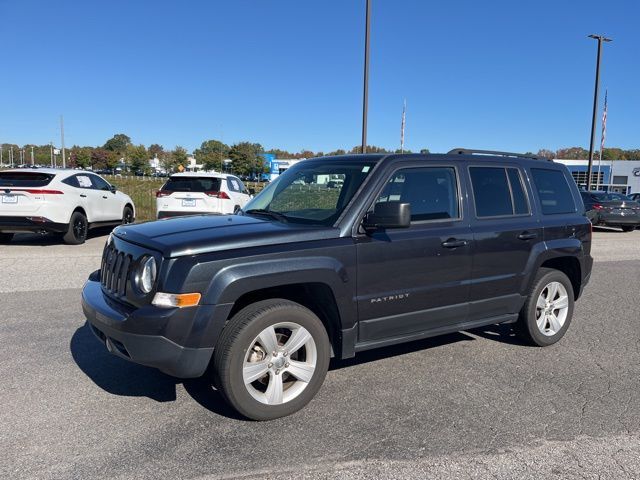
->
[156,172,252,218]
[0,168,135,245]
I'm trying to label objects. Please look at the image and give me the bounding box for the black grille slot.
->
[101,243,132,298]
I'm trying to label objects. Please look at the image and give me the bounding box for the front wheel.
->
[212,299,330,421]
[515,268,574,346]
[63,211,88,245]
[122,206,134,224]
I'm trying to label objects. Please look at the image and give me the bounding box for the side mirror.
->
[363,202,411,230]
[110,185,117,193]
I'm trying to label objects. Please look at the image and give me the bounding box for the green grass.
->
[104,175,165,222]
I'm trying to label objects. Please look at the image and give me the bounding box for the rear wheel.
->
[0,232,14,244]
[516,268,574,346]
[122,206,134,224]
[212,299,330,420]
[621,226,636,232]
[63,211,88,245]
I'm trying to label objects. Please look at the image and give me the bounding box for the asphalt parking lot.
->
[1,228,639,479]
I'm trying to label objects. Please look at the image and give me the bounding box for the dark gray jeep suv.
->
[82,150,593,420]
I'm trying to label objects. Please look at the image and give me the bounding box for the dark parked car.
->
[628,193,640,202]
[82,150,593,420]
[580,190,640,231]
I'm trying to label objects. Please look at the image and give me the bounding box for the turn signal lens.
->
[152,292,201,308]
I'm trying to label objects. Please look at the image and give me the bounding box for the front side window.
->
[374,167,459,222]
[530,168,576,215]
[90,175,111,191]
[243,160,376,225]
[470,167,530,217]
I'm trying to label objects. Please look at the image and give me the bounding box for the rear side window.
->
[470,167,530,217]
[530,168,576,214]
[162,177,222,193]
[227,177,242,192]
[0,172,54,187]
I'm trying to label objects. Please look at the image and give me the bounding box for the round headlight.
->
[136,256,157,294]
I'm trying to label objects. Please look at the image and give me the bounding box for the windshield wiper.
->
[244,209,289,223]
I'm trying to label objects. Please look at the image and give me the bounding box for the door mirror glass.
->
[363,202,411,230]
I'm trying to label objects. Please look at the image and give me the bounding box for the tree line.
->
[2,134,639,176]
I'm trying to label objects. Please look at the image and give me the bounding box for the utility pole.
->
[0,144,3,167]
[31,146,35,165]
[361,0,371,154]
[60,115,66,168]
[50,142,54,167]
[10,146,14,166]
[586,34,612,190]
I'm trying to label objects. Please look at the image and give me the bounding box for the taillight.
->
[156,191,171,197]
[6,189,63,194]
[593,204,603,210]
[205,191,230,199]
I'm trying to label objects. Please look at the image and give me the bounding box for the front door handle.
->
[441,238,468,249]
[102,195,108,199]
[518,231,538,240]
[80,194,87,198]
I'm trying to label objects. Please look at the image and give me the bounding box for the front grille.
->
[101,243,133,297]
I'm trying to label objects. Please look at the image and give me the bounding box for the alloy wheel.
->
[535,281,569,336]
[242,322,317,405]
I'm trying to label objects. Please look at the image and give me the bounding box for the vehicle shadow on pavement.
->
[70,323,245,419]
[468,322,531,346]
[70,323,180,402]
[329,332,474,370]
[9,228,112,246]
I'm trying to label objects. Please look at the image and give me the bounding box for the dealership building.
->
[555,159,640,194]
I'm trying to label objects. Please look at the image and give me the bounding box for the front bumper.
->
[81,274,231,378]
[0,216,67,233]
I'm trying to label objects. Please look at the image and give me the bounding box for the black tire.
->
[621,226,636,232]
[0,232,14,243]
[212,299,330,421]
[515,268,574,347]
[122,205,134,224]
[63,211,88,245]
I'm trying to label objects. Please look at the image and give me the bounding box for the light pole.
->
[361,0,371,154]
[31,146,34,165]
[586,34,612,190]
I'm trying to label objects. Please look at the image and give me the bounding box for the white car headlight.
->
[135,256,157,294]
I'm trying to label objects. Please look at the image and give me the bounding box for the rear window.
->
[530,168,576,215]
[161,176,222,192]
[0,172,54,187]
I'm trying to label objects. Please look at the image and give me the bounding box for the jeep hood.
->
[112,214,340,257]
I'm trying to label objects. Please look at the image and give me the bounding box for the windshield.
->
[0,172,55,187]
[243,159,376,225]
[162,176,222,193]
[592,192,632,202]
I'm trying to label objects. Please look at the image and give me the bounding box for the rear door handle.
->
[80,194,87,198]
[102,195,108,199]
[518,232,538,240]
[441,238,468,249]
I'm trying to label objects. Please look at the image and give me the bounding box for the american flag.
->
[600,90,608,153]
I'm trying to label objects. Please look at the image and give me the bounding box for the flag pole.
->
[400,99,406,153]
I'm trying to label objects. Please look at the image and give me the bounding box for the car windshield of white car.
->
[0,172,55,187]
[161,177,222,193]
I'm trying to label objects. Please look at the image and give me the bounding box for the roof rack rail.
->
[447,148,551,161]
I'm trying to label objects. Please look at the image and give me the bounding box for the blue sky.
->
[1,0,638,154]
